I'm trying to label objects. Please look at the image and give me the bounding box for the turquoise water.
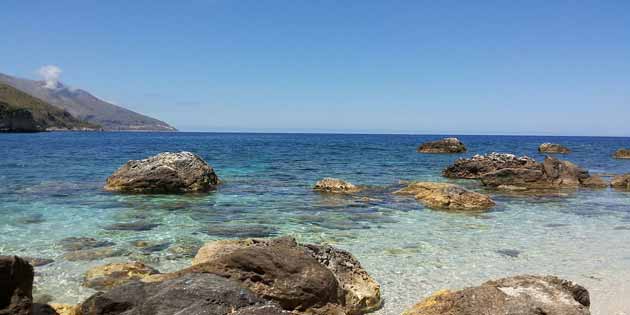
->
[1,132,630,314]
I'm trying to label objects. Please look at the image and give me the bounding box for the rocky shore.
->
[2,241,593,315]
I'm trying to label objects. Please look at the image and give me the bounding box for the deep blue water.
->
[1,132,630,314]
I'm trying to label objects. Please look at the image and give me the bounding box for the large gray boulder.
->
[443,153,538,179]
[417,137,466,153]
[0,256,34,315]
[104,151,219,194]
[79,273,289,315]
[402,275,590,315]
[539,143,571,154]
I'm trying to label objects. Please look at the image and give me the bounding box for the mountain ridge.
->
[0,82,99,132]
[0,72,176,131]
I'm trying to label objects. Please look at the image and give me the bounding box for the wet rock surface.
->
[417,138,466,153]
[403,275,590,315]
[104,151,220,194]
[394,182,495,211]
[83,261,160,291]
[313,178,361,193]
[104,221,159,231]
[539,143,571,154]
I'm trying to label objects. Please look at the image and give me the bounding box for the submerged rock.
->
[79,273,289,315]
[104,151,220,194]
[83,261,160,291]
[443,153,538,179]
[417,137,466,153]
[63,247,126,262]
[0,256,34,315]
[539,143,571,154]
[58,237,115,251]
[21,257,54,267]
[613,148,630,159]
[313,178,361,193]
[403,275,590,315]
[205,224,279,238]
[611,174,630,190]
[104,221,159,231]
[189,237,381,314]
[394,182,495,211]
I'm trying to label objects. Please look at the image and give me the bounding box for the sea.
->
[1,132,629,314]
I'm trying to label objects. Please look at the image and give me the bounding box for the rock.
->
[62,247,125,261]
[166,238,203,258]
[48,304,79,315]
[190,237,381,314]
[205,224,279,238]
[21,257,54,267]
[480,156,597,190]
[402,275,590,315]
[394,182,495,211]
[417,138,466,153]
[303,243,382,314]
[313,178,361,193]
[32,304,79,315]
[79,273,289,315]
[0,256,34,315]
[180,239,342,312]
[103,221,159,231]
[58,237,115,251]
[611,174,630,190]
[443,153,538,179]
[83,261,160,291]
[613,148,630,159]
[104,151,220,194]
[539,143,571,154]
[496,249,521,257]
[580,175,608,188]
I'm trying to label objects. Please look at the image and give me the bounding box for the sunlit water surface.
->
[1,133,629,314]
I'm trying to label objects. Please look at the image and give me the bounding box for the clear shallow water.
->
[1,132,630,314]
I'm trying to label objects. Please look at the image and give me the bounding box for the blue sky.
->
[2,1,629,135]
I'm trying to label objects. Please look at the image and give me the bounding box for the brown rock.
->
[0,256,34,315]
[580,175,608,188]
[539,143,571,154]
[394,182,495,211]
[83,261,160,290]
[403,275,590,315]
[443,153,538,179]
[104,151,220,194]
[191,237,382,315]
[417,137,466,153]
[611,174,630,190]
[480,156,598,190]
[313,178,361,193]
[613,148,630,159]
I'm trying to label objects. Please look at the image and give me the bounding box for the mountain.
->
[0,82,99,132]
[0,73,176,131]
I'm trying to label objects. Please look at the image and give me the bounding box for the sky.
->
[2,1,629,136]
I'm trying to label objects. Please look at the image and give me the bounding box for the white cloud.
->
[38,65,62,89]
